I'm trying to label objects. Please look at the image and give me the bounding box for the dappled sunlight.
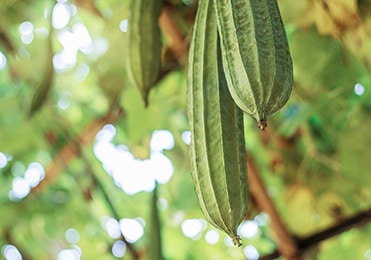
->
[18,21,34,45]
[96,124,116,142]
[0,152,8,168]
[9,177,30,200]
[8,162,45,200]
[354,83,365,96]
[365,250,371,260]
[181,218,206,239]
[238,220,259,239]
[102,216,121,239]
[94,125,175,195]
[0,51,7,70]
[149,153,174,184]
[1,244,22,260]
[243,245,259,260]
[102,216,145,245]
[71,24,93,54]
[158,198,168,211]
[17,47,30,61]
[52,3,72,30]
[11,161,25,176]
[53,50,77,71]
[112,240,126,258]
[254,212,269,226]
[57,247,81,260]
[24,162,45,188]
[119,19,128,33]
[119,218,144,243]
[58,91,72,110]
[205,230,219,245]
[181,130,191,145]
[74,63,90,82]
[54,17,104,71]
[65,228,80,244]
[150,130,174,152]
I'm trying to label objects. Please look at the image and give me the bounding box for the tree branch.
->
[261,208,371,259]
[247,154,300,260]
[159,3,189,66]
[29,107,124,195]
[298,208,371,248]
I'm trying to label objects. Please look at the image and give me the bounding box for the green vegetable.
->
[124,0,162,107]
[214,0,293,129]
[188,0,248,246]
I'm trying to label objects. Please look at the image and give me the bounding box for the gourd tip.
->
[257,120,267,131]
[232,235,242,247]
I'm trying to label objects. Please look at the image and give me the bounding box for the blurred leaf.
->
[339,113,371,185]
[313,0,360,37]
[148,184,163,260]
[120,70,186,145]
[30,30,54,115]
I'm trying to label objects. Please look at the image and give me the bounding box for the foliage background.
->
[1,0,371,259]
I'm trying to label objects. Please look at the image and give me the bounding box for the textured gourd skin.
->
[124,0,162,106]
[188,0,248,246]
[214,0,293,129]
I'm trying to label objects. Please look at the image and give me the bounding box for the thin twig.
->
[29,107,124,195]
[52,116,141,260]
[80,153,141,260]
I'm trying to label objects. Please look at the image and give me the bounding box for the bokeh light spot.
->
[112,240,126,258]
[96,124,116,142]
[244,245,259,260]
[205,230,220,245]
[24,162,45,187]
[94,128,176,194]
[53,3,71,29]
[65,228,80,244]
[181,131,191,145]
[58,248,80,260]
[364,250,371,260]
[239,220,259,239]
[150,130,174,152]
[2,244,22,260]
[21,34,34,45]
[0,51,7,70]
[102,216,121,239]
[354,83,365,96]
[181,219,205,239]
[10,177,30,199]
[119,218,144,243]
[149,153,174,184]
[119,19,128,32]
[72,23,92,53]
[255,212,269,226]
[19,21,34,35]
[0,152,8,168]
[158,198,168,211]
[11,162,25,176]
[74,63,90,82]
[58,91,72,110]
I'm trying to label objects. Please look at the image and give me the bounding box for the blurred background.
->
[1,0,371,259]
